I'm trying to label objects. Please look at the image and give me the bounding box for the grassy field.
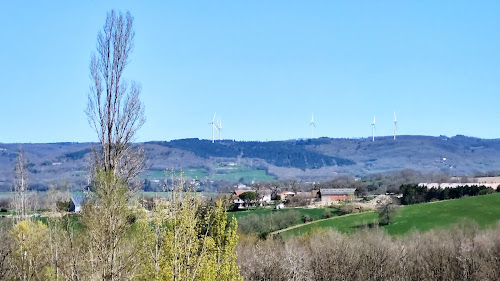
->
[141,168,209,180]
[0,192,11,199]
[229,207,339,226]
[281,193,500,238]
[140,165,276,183]
[212,169,275,182]
[139,191,221,199]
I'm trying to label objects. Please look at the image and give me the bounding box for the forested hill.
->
[1,135,500,191]
[151,139,355,168]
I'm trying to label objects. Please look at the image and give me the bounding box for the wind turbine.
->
[218,117,222,141]
[209,113,217,143]
[371,116,376,142]
[310,113,316,139]
[393,112,397,140]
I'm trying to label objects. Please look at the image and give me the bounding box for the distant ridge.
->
[1,135,500,191]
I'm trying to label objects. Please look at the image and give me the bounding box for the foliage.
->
[10,220,49,280]
[301,214,313,223]
[338,203,355,215]
[137,192,242,280]
[81,170,141,280]
[400,184,494,205]
[238,191,259,207]
[153,138,355,170]
[323,210,332,218]
[55,200,73,212]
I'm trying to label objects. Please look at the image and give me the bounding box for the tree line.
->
[400,183,497,205]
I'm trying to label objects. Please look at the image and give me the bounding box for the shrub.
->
[56,200,72,212]
[301,214,313,223]
[480,188,494,195]
[322,210,332,218]
[339,204,354,215]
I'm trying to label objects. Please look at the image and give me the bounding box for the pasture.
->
[280,193,500,238]
[230,207,339,228]
[140,165,275,183]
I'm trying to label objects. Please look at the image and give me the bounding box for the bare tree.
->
[13,146,29,221]
[377,199,399,226]
[86,10,145,184]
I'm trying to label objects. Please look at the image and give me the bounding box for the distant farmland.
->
[140,165,276,183]
[280,193,500,238]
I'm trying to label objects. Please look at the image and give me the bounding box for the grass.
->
[138,191,220,199]
[229,207,339,226]
[140,165,276,183]
[0,209,15,215]
[212,169,275,182]
[280,193,500,238]
[0,192,12,199]
[141,168,209,180]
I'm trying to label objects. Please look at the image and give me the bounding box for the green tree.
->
[239,192,259,208]
[137,190,242,280]
[10,220,49,281]
[81,170,142,280]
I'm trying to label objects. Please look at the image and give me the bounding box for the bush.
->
[301,214,313,223]
[56,200,73,212]
[480,188,494,195]
[339,204,354,215]
[322,210,332,219]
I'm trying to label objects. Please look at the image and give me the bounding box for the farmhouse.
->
[319,188,356,201]
[233,189,272,209]
[277,191,296,201]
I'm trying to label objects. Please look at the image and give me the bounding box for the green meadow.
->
[280,193,500,238]
[141,165,276,183]
[229,207,339,224]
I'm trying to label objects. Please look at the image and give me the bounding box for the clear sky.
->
[1,1,499,143]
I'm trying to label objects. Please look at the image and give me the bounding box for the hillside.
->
[1,135,500,191]
[279,193,500,238]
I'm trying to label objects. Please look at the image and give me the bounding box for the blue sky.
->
[1,1,499,143]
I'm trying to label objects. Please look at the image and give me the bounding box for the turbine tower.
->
[218,117,222,141]
[310,113,316,139]
[209,112,217,143]
[371,116,376,142]
[393,112,397,140]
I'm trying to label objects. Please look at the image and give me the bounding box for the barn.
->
[319,188,356,201]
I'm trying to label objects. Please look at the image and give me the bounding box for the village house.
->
[318,188,356,201]
[277,190,296,201]
[233,189,272,209]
